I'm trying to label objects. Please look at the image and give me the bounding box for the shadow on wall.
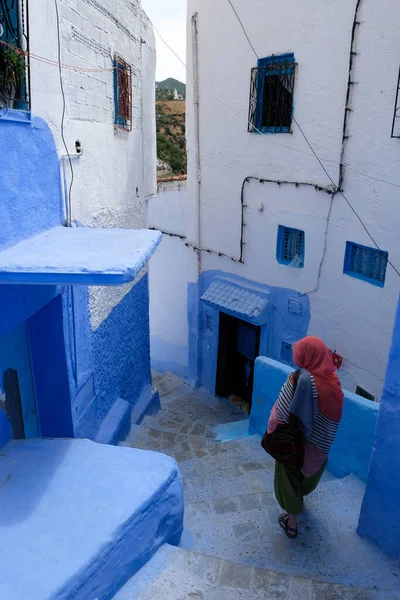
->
[0,438,70,525]
[76,274,152,439]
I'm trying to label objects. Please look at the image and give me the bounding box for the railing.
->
[0,0,30,110]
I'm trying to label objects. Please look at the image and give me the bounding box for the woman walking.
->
[266,336,344,539]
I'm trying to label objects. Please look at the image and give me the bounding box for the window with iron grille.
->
[114,54,132,131]
[248,53,295,134]
[277,225,305,267]
[0,0,30,110]
[344,242,388,287]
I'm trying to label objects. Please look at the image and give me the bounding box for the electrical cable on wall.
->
[2,19,399,189]
[224,0,400,279]
[54,0,74,227]
[54,0,78,386]
[0,38,116,72]
[150,20,400,191]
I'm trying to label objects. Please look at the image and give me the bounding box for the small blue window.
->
[248,53,295,134]
[344,242,388,287]
[277,226,305,267]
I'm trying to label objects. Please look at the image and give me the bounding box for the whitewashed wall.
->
[179,0,400,398]
[28,0,156,331]
[148,179,197,377]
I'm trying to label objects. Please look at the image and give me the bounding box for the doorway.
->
[0,324,38,439]
[216,313,261,414]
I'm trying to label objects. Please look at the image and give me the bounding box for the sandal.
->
[279,514,298,539]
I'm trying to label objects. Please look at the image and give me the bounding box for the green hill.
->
[156,78,186,97]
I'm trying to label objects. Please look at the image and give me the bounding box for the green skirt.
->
[274,460,327,515]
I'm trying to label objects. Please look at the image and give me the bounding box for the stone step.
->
[112,543,395,600]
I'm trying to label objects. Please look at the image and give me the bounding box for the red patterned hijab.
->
[293,336,344,421]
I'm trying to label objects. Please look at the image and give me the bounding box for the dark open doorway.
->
[216,313,260,414]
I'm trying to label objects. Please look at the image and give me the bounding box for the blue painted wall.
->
[0,111,72,442]
[189,270,310,392]
[0,112,64,248]
[76,274,153,440]
[28,295,74,438]
[358,295,400,559]
[0,110,154,445]
[250,357,378,483]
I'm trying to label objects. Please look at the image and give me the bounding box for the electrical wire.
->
[293,117,400,277]
[226,0,259,60]
[224,0,400,278]
[151,21,400,191]
[0,38,115,72]
[54,0,73,226]
[344,358,384,382]
[2,12,400,189]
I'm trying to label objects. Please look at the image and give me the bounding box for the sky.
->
[141,0,187,83]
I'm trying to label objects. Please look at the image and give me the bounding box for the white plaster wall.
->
[149,180,187,236]
[148,179,197,375]
[180,0,400,398]
[28,0,156,330]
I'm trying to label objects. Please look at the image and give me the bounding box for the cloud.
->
[141,0,187,82]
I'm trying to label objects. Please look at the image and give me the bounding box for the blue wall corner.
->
[358,295,400,559]
[250,356,378,484]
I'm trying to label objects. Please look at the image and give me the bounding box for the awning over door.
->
[200,278,270,325]
[0,226,162,286]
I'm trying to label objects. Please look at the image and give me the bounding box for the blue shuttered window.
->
[344,242,388,287]
[248,53,295,134]
[277,225,305,268]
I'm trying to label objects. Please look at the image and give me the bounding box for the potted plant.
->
[0,46,26,109]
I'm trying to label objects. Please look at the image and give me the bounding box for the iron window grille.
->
[114,54,132,132]
[0,0,30,110]
[248,53,295,134]
[344,242,388,287]
[277,225,305,267]
[391,66,400,138]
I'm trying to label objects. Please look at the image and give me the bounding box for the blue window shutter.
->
[277,225,305,268]
[344,242,388,287]
[250,53,295,134]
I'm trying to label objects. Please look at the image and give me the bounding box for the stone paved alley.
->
[116,373,400,600]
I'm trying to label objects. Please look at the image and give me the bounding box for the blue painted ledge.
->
[0,226,162,286]
[0,439,184,600]
[250,357,379,483]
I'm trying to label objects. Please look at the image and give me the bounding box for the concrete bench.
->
[0,438,183,599]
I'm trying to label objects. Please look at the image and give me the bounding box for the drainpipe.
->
[191,12,201,277]
[191,13,202,388]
